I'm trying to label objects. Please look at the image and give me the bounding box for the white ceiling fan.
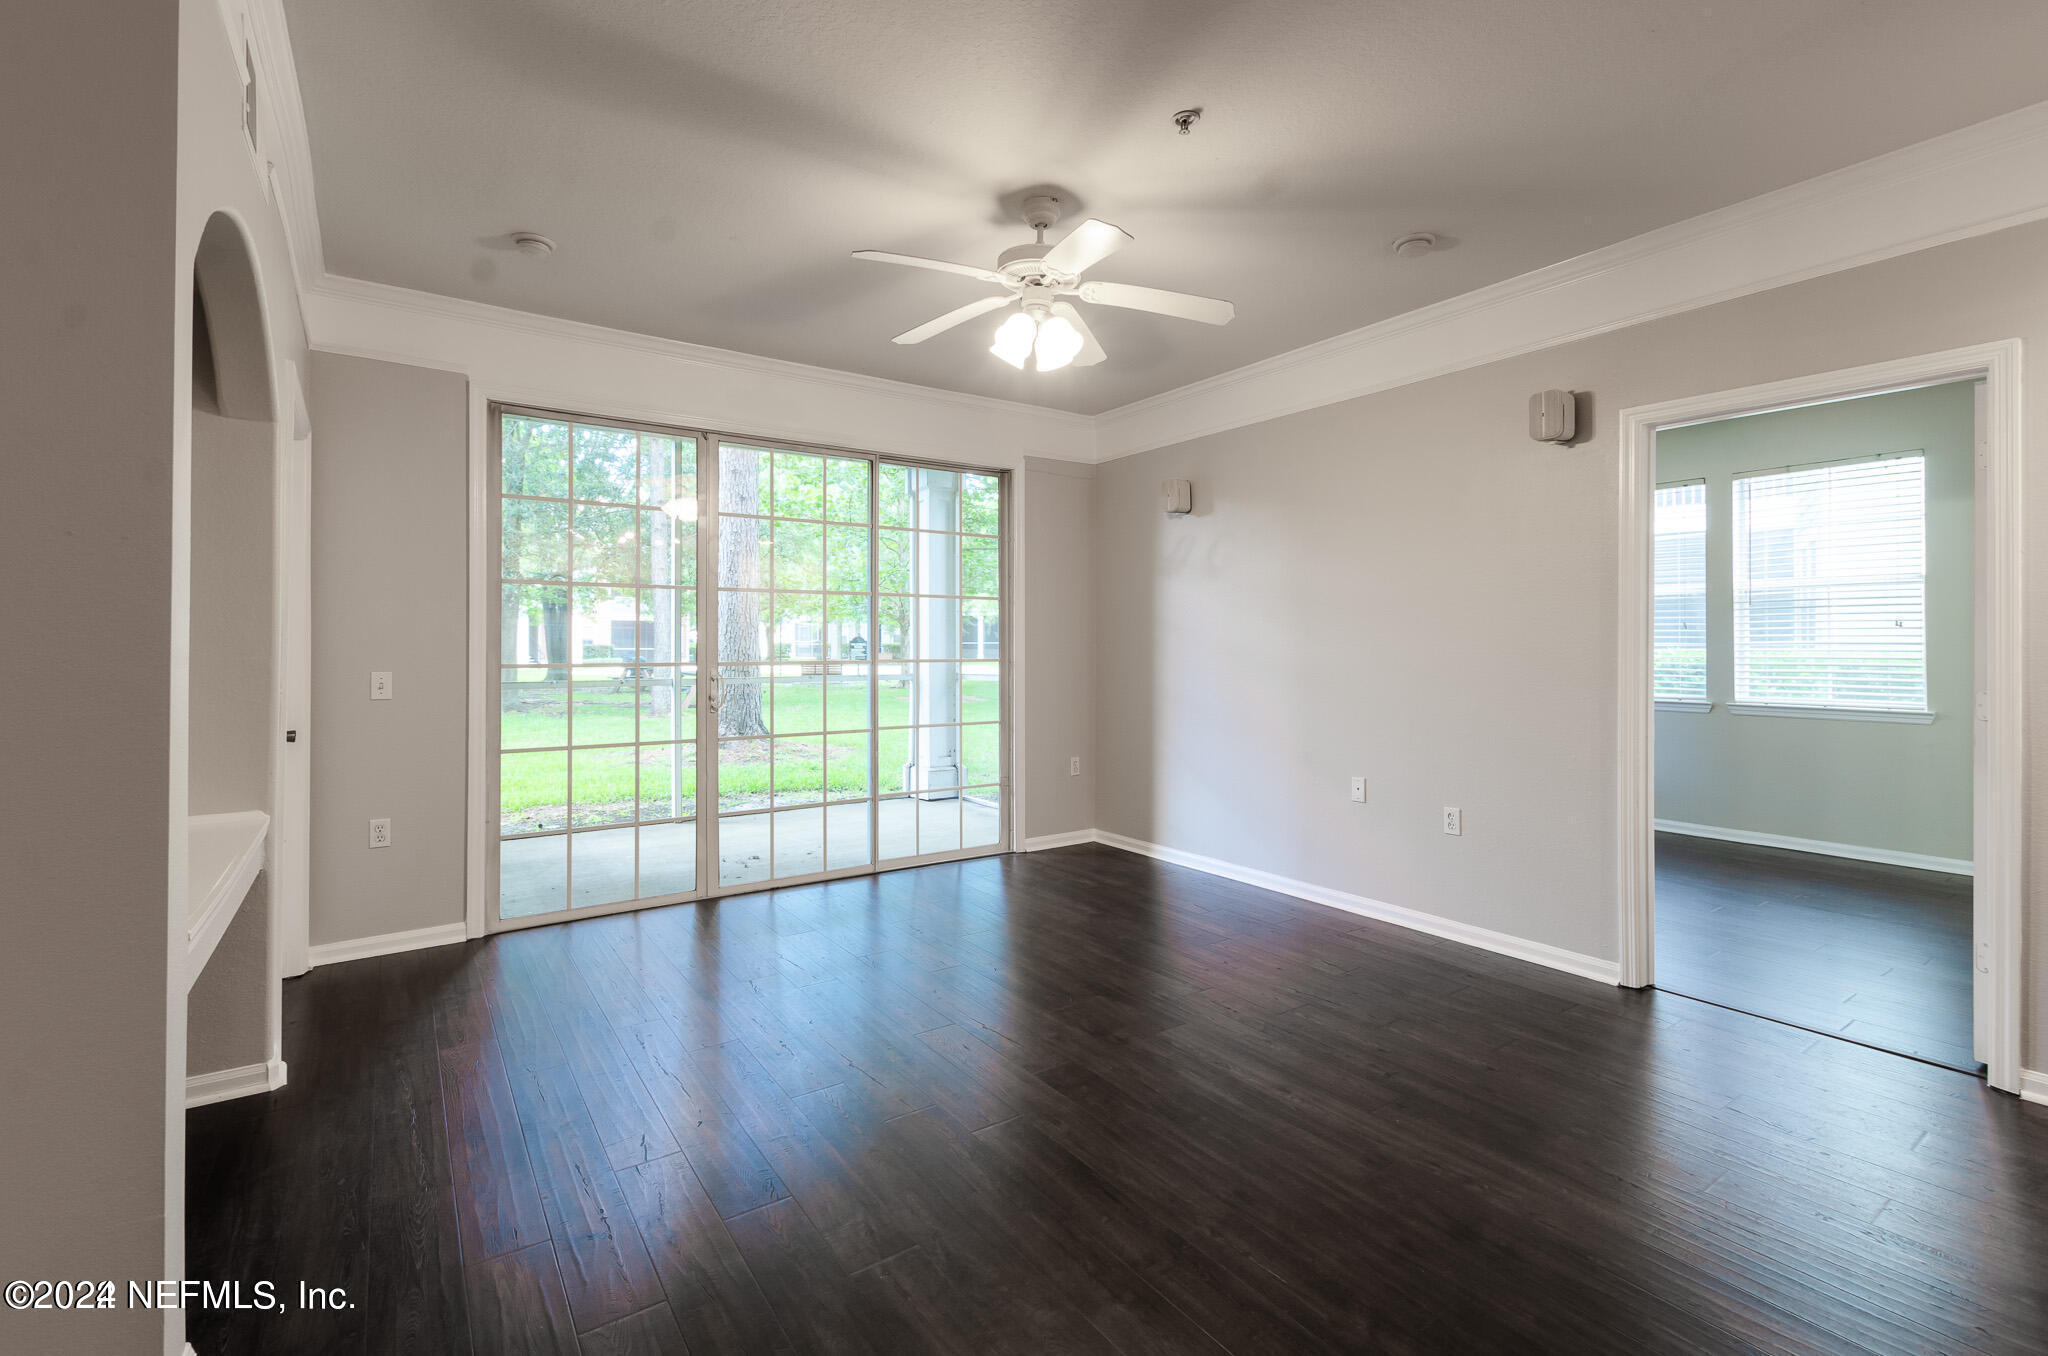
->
[853,193,1235,372]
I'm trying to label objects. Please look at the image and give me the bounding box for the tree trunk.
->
[717,446,769,736]
[542,601,570,681]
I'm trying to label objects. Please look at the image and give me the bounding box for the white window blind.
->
[1653,481,1707,701]
[1733,453,1926,711]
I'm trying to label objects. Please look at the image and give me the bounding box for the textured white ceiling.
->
[285,0,2048,414]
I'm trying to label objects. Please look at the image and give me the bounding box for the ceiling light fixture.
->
[989,305,1087,372]
[1033,313,1084,371]
[990,311,1037,369]
[856,194,1233,373]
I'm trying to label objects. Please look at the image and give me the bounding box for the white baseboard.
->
[2020,1069,2048,1108]
[186,1056,288,1109]
[308,920,468,968]
[1654,819,1973,876]
[1023,829,1100,851]
[1092,830,1619,986]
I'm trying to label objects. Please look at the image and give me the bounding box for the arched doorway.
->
[183,209,285,1101]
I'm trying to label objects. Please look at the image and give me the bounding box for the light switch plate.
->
[370,671,393,701]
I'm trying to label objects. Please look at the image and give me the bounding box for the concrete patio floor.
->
[500,796,1002,918]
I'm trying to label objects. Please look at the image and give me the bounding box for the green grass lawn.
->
[499,673,1000,831]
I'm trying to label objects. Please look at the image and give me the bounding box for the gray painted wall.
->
[0,6,181,1350]
[306,365,1103,937]
[309,353,470,946]
[1654,383,1974,862]
[189,406,277,817]
[1093,216,2048,1069]
[188,875,272,1073]
[186,398,279,1083]
[1022,458,1097,840]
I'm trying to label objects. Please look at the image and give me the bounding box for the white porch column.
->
[906,472,961,799]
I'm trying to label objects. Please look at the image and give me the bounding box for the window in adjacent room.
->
[1653,479,1708,703]
[1732,452,1926,712]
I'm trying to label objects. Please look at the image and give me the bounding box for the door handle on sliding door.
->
[704,673,722,710]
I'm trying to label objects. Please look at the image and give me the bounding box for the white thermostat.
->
[1529,389,1576,443]
[1161,479,1193,516]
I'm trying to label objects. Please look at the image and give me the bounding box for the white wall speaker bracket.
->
[1529,389,1576,443]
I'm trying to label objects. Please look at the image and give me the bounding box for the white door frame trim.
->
[271,359,314,977]
[1615,340,2024,1094]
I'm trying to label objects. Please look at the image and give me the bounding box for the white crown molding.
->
[1093,99,2048,459]
[243,0,325,291]
[252,0,2048,469]
[1092,830,1620,985]
[305,273,1096,465]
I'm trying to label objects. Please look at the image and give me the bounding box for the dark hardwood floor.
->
[187,843,2048,1354]
[1654,832,1977,1071]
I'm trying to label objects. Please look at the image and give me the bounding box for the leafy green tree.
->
[502,418,571,677]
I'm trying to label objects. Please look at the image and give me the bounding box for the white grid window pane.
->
[498,412,707,921]
[1733,455,1926,711]
[1653,481,1707,702]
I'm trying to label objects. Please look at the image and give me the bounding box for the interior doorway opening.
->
[1617,343,2024,1095]
[1649,383,1978,1072]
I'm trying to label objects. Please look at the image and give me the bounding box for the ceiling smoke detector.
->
[511,231,556,257]
[1391,232,1439,258]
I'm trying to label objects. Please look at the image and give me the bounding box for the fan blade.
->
[1042,218,1132,276]
[1050,301,1107,367]
[892,294,1014,345]
[852,250,1005,285]
[1078,280,1234,325]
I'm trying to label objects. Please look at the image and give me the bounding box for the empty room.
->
[5,3,2048,1354]
[1651,384,1982,1072]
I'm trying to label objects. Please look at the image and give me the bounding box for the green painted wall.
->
[1654,381,1975,864]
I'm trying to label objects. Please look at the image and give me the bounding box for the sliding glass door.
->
[874,463,1005,862]
[709,442,877,888]
[489,407,1006,929]
[493,413,702,922]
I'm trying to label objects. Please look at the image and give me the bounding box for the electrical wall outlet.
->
[1070,756,1081,776]
[1442,806,1462,836]
[370,670,393,701]
[1350,776,1366,803]
[368,818,392,849]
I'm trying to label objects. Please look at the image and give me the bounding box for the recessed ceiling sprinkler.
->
[1172,108,1202,135]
